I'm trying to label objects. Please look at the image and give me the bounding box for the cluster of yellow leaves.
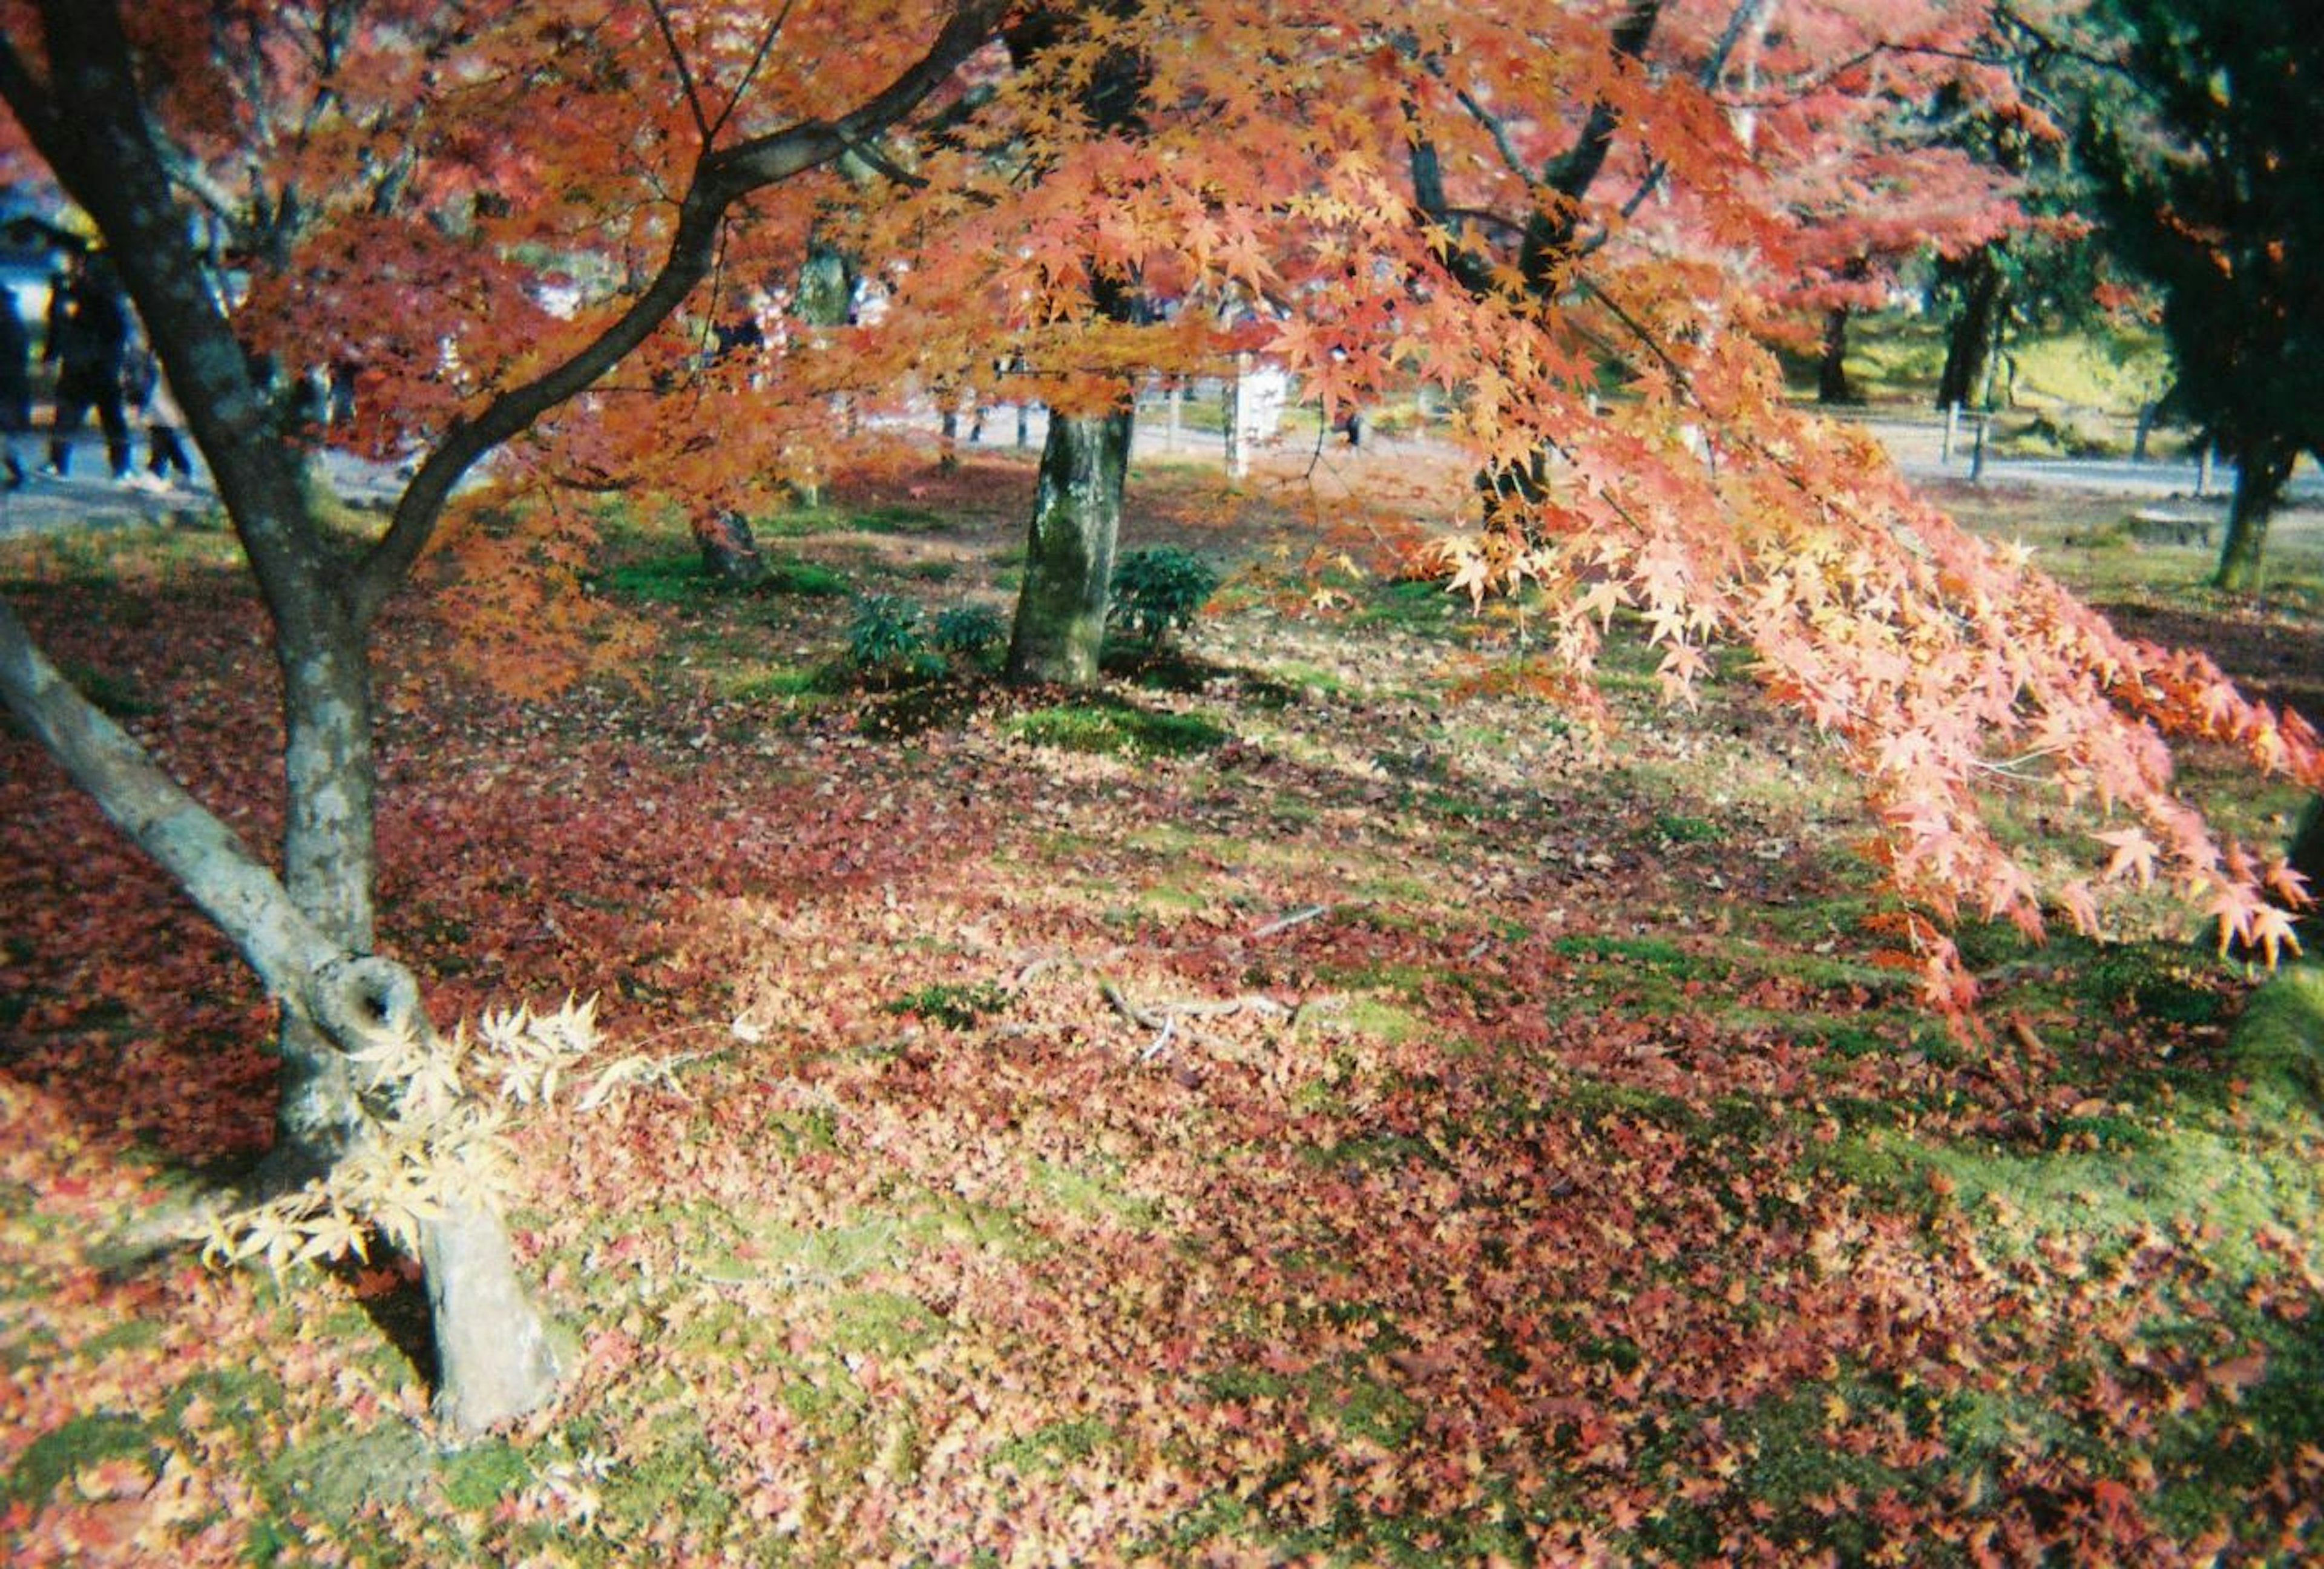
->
[180,995,605,1276]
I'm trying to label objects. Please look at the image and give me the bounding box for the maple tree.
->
[2072,0,2324,591]
[0,0,2319,1461]
[823,0,2318,998]
[0,0,1007,1431]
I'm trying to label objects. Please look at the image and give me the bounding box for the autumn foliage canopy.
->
[2,1,2316,1005]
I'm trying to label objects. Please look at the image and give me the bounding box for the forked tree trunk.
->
[4,0,1009,1449]
[2214,442,2294,593]
[1006,404,1131,685]
[0,601,565,1432]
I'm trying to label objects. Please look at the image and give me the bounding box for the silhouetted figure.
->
[124,340,194,488]
[0,288,31,488]
[43,251,133,480]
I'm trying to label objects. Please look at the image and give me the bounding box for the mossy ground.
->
[4,438,2323,1563]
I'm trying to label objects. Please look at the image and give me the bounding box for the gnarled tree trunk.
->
[1006,404,1131,685]
[0,600,566,1431]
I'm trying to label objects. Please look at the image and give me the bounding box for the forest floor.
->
[3,439,2323,1565]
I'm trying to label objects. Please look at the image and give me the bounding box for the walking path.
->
[0,440,404,539]
[1,403,2313,542]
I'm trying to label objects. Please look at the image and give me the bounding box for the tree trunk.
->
[271,631,381,1180]
[1816,304,1856,405]
[0,598,566,1434]
[2214,442,2294,592]
[693,508,770,590]
[422,1199,571,1432]
[1005,404,1131,685]
[1937,249,2004,412]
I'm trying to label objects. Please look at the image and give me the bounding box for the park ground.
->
[4,387,2324,1561]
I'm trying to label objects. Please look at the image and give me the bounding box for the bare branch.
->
[709,0,798,142]
[645,0,715,145]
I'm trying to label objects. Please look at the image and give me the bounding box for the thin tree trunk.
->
[271,631,379,1179]
[2214,443,2294,592]
[1005,404,1131,685]
[1816,304,1856,405]
[1937,248,2003,411]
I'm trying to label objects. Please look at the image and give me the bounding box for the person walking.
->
[0,287,32,489]
[123,335,194,490]
[42,249,133,481]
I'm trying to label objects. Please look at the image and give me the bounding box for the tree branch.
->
[346,0,1005,625]
[709,0,798,142]
[644,0,715,146]
[0,598,343,1011]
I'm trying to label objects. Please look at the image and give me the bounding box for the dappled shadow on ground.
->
[2098,596,2324,734]
[5,458,2323,1564]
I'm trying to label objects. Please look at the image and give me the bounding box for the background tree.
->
[0,0,1005,1432]
[2075,0,2324,591]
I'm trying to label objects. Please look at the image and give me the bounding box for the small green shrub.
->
[932,604,1008,659]
[1109,547,1219,646]
[847,594,937,676]
[884,981,1012,1030]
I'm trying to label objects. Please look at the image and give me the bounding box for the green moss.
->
[1032,1157,1159,1228]
[761,556,852,596]
[1004,697,1228,758]
[270,1424,438,1521]
[439,1438,531,1511]
[596,552,719,605]
[2080,941,2233,1028]
[884,979,1012,1029]
[828,1289,947,1357]
[720,663,828,703]
[77,1318,164,1358]
[740,1216,901,1284]
[596,1418,735,1537]
[2,1413,157,1508]
[992,1416,1116,1476]
[2224,963,2324,1114]
[851,504,951,535]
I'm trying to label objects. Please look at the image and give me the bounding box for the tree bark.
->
[1006,404,1131,685]
[694,509,772,590]
[2214,441,2294,592]
[1937,247,2003,412]
[422,1200,571,1433]
[1816,304,1857,405]
[271,630,381,1177]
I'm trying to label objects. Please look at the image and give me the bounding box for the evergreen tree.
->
[2078,0,2323,590]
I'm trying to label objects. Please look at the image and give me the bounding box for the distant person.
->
[123,337,194,490]
[327,356,359,429]
[42,251,133,481]
[0,288,31,488]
